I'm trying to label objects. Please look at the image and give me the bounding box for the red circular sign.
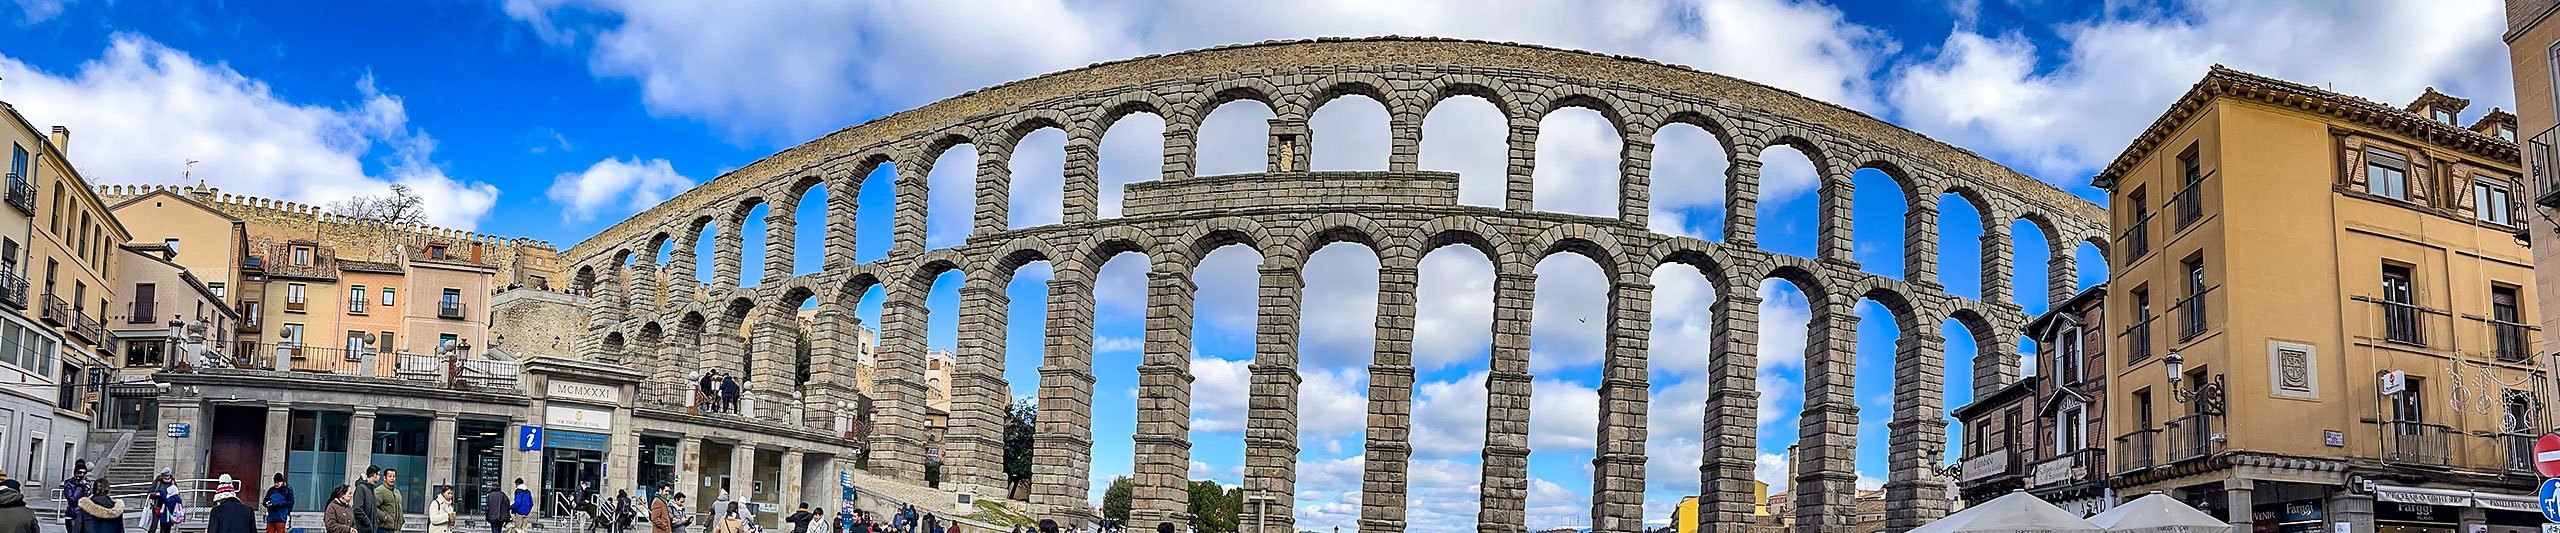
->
[2536,434,2560,478]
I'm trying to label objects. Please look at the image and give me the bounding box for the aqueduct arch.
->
[561,38,2105,533]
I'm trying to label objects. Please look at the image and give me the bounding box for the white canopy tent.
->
[1910,491,2106,533]
[2085,493,2231,533]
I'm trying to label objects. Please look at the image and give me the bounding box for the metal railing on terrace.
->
[2032,447,2106,489]
[0,269,27,312]
[2164,413,2222,462]
[2532,126,2560,208]
[438,301,466,319]
[2114,428,2157,473]
[2357,295,2449,350]
[70,310,100,344]
[2506,432,2536,475]
[201,343,522,392]
[2,173,30,215]
[38,293,67,326]
[126,301,156,324]
[2465,313,2539,364]
[2380,421,2455,467]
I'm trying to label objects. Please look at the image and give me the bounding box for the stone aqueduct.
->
[558,39,2106,533]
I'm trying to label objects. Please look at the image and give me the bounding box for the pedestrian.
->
[698,373,717,413]
[787,503,813,533]
[512,480,537,533]
[211,480,258,533]
[719,374,740,413]
[151,470,184,533]
[80,479,121,533]
[946,521,958,533]
[324,485,358,533]
[615,489,637,533]
[266,474,297,533]
[670,493,692,532]
[1035,520,1057,533]
[351,467,382,533]
[485,483,513,533]
[63,466,89,533]
[0,477,35,533]
[429,486,457,533]
[375,469,407,533]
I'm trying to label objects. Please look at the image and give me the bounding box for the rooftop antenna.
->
[183,159,199,180]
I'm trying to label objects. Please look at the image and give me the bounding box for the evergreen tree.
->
[1102,477,1134,521]
[1003,399,1038,484]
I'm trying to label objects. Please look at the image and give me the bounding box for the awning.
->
[2472,491,2540,513]
[106,383,160,397]
[2374,485,2539,511]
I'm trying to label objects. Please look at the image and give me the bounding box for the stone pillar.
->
[1980,220,2013,309]
[1061,130,1099,223]
[730,443,756,498]
[872,281,933,482]
[1246,264,1301,532]
[1267,118,1309,173]
[1134,268,1197,527]
[429,412,459,491]
[714,219,743,289]
[2048,253,2076,307]
[766,207,796,280]
[1478,267,1534,533]
[804,309,858,430]
[1883,330,1948,531]
[610,402,639,496]
[827,184,858,270]
[671,227,702,296]
[1618,135,1653,229]
[1724,153,1761,248]
[632,261,662,312]
[1701,288,1762,533]
[157,397,204,478]
[1386,111,1423,172]
[1794,299,1857,532]
[676,436,703,499]
[1032,273,1098,518]
[1817,175,1855,265]
[1359,261,1419,533]
[1503,115,1539,211]
[1973,331,2018,399]
[2224,478,2254,532]
[751,314,796,422]
[1162,109,1197,182]
[780,451,806,514]
[2326,488,2374,533]
[1592,275,1651,533]
[949,278,1011,494]
[348,409,378,479]
[892,160,929,255]
[1903,201,1939,288]
[263,403,292,487]
[976,142,1012,234]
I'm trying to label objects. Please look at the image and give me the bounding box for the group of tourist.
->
[697,371,744,414]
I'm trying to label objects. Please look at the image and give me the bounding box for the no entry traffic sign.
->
[2536,434,2560,478]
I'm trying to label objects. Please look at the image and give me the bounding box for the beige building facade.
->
[2097,68,2541,531]
[0,101,87,496]
[109,244,237,370]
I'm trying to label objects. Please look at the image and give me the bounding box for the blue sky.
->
[0,0,2517,531]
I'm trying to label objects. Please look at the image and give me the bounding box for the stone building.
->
[2095,68,2542,531]
[1948,285,2110,516]
[0,100,88,498]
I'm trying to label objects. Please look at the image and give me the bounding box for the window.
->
[46,183,58,233]
[278,324,303,347]
[2494,285,2526,361]
[2135,389,2153,429]
[163,238,178,253]
[382,288,396,307]
[346,330,367,355]
[2501,125,2517,142]
[428,244,447,260]
[347,286,366,314]
[2505,391,2536,434]
[207,282,224,301]
[131,283,156,324]
[123,339,164,367]
[2475,178,2514,225]
[291,247,312,266]
[285,283,307,312]
[438,333,458,353]
[2178,256,2207,340]
[2367,149,2410,201]
[2058,405,2086,451]
[2383,264,2419,344]
[2059,327,2084,383]
[2393,376,2427,425]
[241,301,261,328]
[440,288,462,318]
[1,239,17,277]
[2432,108,2454,124]
[8,144,23,179]
[71,283,82,314]
[73,215,86,260]
[380,331,396,354]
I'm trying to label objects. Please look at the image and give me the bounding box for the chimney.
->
[47,126,66,156]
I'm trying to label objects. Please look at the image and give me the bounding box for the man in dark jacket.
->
[0,480,37,533]
[719,376,740,413]
[350,466,381,533]
[786,504,813,533]
[265,474,296,533]
[483,483,512,533]
[209,482,258,533]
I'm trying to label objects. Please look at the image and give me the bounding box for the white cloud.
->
[1411,371,1490,459]
[1298,366,1372,442]
[1188,356,1252,434]
[1528,252,1609,373]
[546,157,693,222]
[1756,452,1790,493]
[0,34,503,229]
[1532,108,1623,218]
[1008,128,1067,229]
[1528,378,1601,453]
[10,0,70,24]
[1092,336,1144,354]
[1888,0,2511,186]
[925,144,977,248]
[1414,247,1495,373]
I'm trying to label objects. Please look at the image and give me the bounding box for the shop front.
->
[540,403,614,518]
[2250,499,2324,533]
[456,419,508,516]
[2374,502,2457,533]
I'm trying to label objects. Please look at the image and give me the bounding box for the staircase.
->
[102,437,158,485]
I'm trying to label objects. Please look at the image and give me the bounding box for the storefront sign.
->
[2376,502,2455,525]
[546,405,614,432]
[519,426,544,450]
[2031,455,2078,486]
[1959,450,2008,482]
[544,429,610,452]
[2377,486,2473,507]
[547,380,622,406]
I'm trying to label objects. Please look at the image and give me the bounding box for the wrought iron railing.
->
[2379,421,2454,467]
[2032,447,2107,488]
[2164,413,2222,462]
[2121,213,2151,264]
[439,301,466,319]
[2507,432,2536,475]
[2114,429,2157,473]
[2173,184,2204,230]
[2124,315,2155,364]
[0,269,27,312]
[2176,286,2216,341]
[202,344,522,391]
[3,173,30,215]
[70,312,102,344]
[2532,126,2560,208]
[2487,317,2535,363]
[38,293,67,326]
[127,301,158,324]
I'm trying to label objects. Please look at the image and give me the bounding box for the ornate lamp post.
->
[2163,353,2225,414]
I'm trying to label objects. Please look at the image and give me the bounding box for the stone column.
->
[1478,267,1534,533]
[780,451,806,515]
[1061,131,1099,223]
[714,219,743,289]
[660,328,698,411]
[766,207,797,280]
[730,443,756,499]
[949,278,1011,494]
[429,412,459,491]
[2048,253,2076,307]
[751,314,797,422]
[671,227,702,296]
[2224,478,2254,532]
[348,408,378,479]
[1980,220,2013,309]
[610,401,639,496]
[872,281,933,482]
[1973,332,2019,399]
[892,160,929,255]
[263,403,292,486]
[1386,111,1423,173]
[1032,273,1098,517]
[1817,175,1855,265]
[1724,152,1762,248]
[1903,201,1939,288]
[1793,299,1856,533]
[1618,135,1653,229]
[1592,275,1651,533]
[976,141,1013,234]
[632,261,662,312]
[1700,290,1761,533]
[1359,261,1419,533]
[1246,264,1302,532]
[1503,115,1539,211]
[804,309,858,430]
[1884,330,1948,531]
[827,185,858,270]
[1267,118,1309,173]
[675,436,703,500]
[1134,268,1197,527]
[1161,109,1197,182]
[157,397,204,478]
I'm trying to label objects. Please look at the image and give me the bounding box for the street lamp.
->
[2163,353,2225,414]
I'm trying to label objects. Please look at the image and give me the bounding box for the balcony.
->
[2164,413,2223,462]
[0,270,26,312]
[127,301,158,324]
[2120,214,2151,264]
[2,173,29,215]
[38,294,68,326]
[2114,428,2157,473]
[2507,433,2536,475]
[2175,286,2215,341]
[2357,296,2448,349]
[2124,315,2155,364]
[70,312,101,344]
[2532,126,2560,208]
[2483,316,2536,363]
[2379,421,2454,468]
[2029,448,2106,489]
[200,344,522,392]
[1958,448,2019,484]
[438,301,466,320]
[2172,184,2204,230]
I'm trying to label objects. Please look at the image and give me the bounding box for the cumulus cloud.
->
[0,34,503,229]
[12,0,70,24]
[546,157,692,222]
[1189,356,1252,434]
[1092,336,1144,354]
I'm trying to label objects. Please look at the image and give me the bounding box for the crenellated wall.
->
[94,183,566,288]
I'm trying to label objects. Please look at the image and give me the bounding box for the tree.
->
[924,459,942,489]
[1003,398,1037,484]
[328,184,429,258]
[794,328,813,386]
[1101,477,1133,522]
[1185,481,1240,533]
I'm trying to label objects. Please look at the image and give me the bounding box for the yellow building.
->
[2504,0,2560,403]
[2095,67,2540,531]
[0,101,91,490]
